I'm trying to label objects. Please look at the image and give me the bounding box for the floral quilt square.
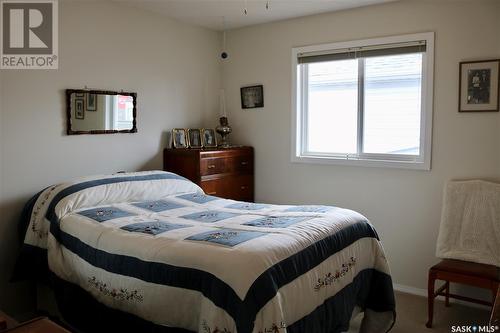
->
[176,193,219,204]
[78,207,135,223]
[284,205,334,213]
[244,216,311,228]
[186,228,266,247]
[180,211,240,223]
[225,202,270,210]
[121,221,189,235]
[131,200,185,212]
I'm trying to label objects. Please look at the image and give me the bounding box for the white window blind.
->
[298,40,426,64]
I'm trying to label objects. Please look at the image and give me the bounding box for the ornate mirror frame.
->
[66,89,138,135]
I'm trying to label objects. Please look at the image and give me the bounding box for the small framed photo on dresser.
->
[459,59,499,112]
[187,129,202,148]
[172,128,188,148]
[202,128,217,148]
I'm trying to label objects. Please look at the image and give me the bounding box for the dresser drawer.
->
[234,155,253,174]
[201,175,254,202]
[231,176,254,201]
[200,157,228,176]
[200,155,253,176]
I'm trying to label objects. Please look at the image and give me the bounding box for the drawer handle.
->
[207,192,217,195]
[240,186,247,190]
[207,165,216,169]
[240,161,248,166]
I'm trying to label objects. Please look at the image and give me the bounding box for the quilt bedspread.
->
[18,171,395,333]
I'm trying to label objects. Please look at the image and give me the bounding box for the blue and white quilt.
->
[19,171,395,333]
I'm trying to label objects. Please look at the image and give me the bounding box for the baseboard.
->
[393,283,490,310]
[393,283,428,298]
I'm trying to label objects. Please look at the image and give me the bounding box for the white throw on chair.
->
[426,180,500,328]
[436,179,500,267]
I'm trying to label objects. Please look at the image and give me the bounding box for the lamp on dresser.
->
[163,146,254,202]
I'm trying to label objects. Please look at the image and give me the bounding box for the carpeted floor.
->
[349,291,491,333]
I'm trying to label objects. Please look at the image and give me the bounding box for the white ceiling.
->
[113,0,396,31]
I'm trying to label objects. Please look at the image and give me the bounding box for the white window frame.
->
[291,32,434,170]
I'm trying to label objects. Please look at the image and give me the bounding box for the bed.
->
[15,171,395,333]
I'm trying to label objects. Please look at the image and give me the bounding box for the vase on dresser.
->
[216,116,232,148]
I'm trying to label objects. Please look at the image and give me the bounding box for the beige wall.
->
[0,70,4,277]
[222,0,500,293]
[0,1,221,313]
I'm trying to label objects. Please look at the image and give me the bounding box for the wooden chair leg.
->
[490,286,499,327]
[426,271,436,328]
[445,281,450,307]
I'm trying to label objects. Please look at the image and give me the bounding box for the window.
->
[292,33,434,170]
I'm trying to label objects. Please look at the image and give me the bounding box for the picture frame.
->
[86,93,97,111]
[75,99,84,119]
[172,128,188,148]
[187,129,203,148]
[202,128,217,148]
[459,59,499,112]
[241,85,264,109]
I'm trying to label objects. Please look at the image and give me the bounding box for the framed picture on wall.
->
[75,99,84,119]
[241,85,264,109]
[459,59,499,112]
[187,129,202,148]
[172,128,188,148]
[202,128,217,148]
[87,93,97,111]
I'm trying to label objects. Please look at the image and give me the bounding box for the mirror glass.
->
[67,90,137,135]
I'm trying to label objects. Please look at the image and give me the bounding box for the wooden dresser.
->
[163,146,254,202]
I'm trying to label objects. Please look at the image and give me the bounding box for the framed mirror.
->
[66,89,137,135]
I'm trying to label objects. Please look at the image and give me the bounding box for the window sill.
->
[291,154,431,171]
